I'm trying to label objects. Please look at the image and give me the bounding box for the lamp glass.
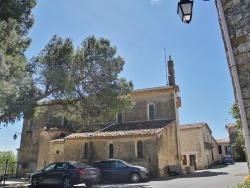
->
[177,0,193,23]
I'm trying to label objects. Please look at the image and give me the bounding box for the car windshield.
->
[69,161,90,168]
[222,155,231,158]
[121,160,133,166]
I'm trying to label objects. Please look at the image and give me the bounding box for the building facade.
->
[17,85,182,177]
[180,123,220,170]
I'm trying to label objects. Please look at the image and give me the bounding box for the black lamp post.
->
[177,0,194,24]
[13,132,21,140]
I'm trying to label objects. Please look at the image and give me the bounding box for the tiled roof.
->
[216,138,230,143]
[50,138,65,143]
[180,123,206,129]
[180,122,212,134]
[64,119,175,139]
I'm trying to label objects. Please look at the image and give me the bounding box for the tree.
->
[0,1,133,129]
[229,102,246,161]
[30,35,133,127]
[0,0,37,126]
[0,151,17,174]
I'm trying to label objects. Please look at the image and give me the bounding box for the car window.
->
[111,161,124,168]
[93,161,110,168]
[44,163,56,172]
[55,163,68,170]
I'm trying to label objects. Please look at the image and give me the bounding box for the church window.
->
[149,104,155,120]
[109,144,114,158]
[137,141,143,159]
[59,133,66,138]
[117,113,123,123]
[84,143,89,159]
[28,119,33,131]
[62,116,68,126]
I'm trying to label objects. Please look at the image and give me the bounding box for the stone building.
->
[216,138,231,159]
[226,123,244,161]
[17,85,182,178]
[180,123,220,170]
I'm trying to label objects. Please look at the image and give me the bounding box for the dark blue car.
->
[221,155,234,164]
[92,159,149,183]
[30,161,100,188]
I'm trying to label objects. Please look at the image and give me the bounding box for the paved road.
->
[2,162,248,188]
[88,162,248,188]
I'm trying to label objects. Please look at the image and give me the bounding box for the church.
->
[17,58,182,178]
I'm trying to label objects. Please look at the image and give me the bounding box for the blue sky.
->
[0,0,235,155]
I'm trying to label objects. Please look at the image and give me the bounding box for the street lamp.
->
[177,0,194,24]
[13,132,21,140]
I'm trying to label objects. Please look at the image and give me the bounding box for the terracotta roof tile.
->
[49,138,65,143]
[216,138,230,143]
[65,119,175,139]
[180,123,205,129]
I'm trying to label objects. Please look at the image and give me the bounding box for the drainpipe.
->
[216,0,250,172]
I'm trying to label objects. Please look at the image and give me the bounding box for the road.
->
[4,162,247,188]
[85,162,248,188]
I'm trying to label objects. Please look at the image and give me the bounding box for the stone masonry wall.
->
[122,87,176,122]
[216,0,250,149]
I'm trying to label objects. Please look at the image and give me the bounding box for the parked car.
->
[221,155,234,164]
[92,159,149,183]
[30,161,100,188]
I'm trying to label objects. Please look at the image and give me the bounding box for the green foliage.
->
[0,151,17,174]
[229,102,246,160]
[0,1,133,130]
[0,0,36,35]
[232,181,250,188]
[32,35,133,128]
[0,0,37,126]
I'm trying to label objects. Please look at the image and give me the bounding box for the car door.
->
[52,163,67,184]
[43,163,57,185]
[110,161,128,181]
[94,161,113,181]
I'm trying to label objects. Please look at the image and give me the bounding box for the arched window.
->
[137,141,143,159]
[149,104,155,120]
[59,133,66,138]
[117,113,123,123]
[84,143,89,159]
[109,144,114,158]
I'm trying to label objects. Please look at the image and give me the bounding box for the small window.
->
[56,150,59,154]
[218,145,222,154]
[59,133,66,138]
[182,155,187,165]
[149,104,155,120]
[62,117,68,126]
[84,143,89,159]
[28,119,33,131]
[109,144,114,158]
[117,113,123,123]
[137,141,143,159]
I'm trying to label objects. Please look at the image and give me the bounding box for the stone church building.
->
[17,84,182,178]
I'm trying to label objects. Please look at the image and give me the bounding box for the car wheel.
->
[31,177,39,188]
[62,177,72,188]
[85,181,93,187]
[130,172,140,183]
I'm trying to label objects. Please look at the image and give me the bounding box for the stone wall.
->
[116,87,177,122]
[180,125,217,170]
[216,0,250,160]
